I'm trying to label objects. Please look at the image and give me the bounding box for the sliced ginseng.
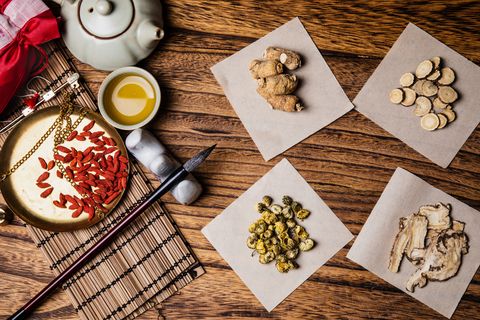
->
[400,73,415,87]
[257,74,298,95]
[433,97,448,109]
[438,86,458,104]
[427,69,441,81]
[414,96,432,116]
[422,80,438,97]
[437,113,448,129]
[421,113,440,131]
[431,56,441,69]
[437,67,455,85]
[401,88,416,106]
[413,79,426,95]
[442,108,456,122]
[416,60,433,79]
[389,88,404,104]
[263,47,302,70]
[249,59,283,79]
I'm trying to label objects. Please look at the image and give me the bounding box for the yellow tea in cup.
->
[102,73,156,126]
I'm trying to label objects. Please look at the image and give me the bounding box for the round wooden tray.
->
[0,106,129,232]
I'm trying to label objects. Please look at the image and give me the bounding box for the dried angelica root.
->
[249,59,283,79]
[263,47,302,70]
[257,74,298,96]
[264,95,304,112]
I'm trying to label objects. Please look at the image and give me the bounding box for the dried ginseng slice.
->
[389,88,404,104]
[437,67,455,85]
[422,80,438,97]
[442,108,456,122]
[414,96,432,116]
[416,60,433,79]
[431,56,441,69]
[421,113,440,131]
[427,69,441,81]
[413,79,426,95]
[438,86,458,104]
[437,113,448,129]
[401,88,416,106]
[400,73,415,87]
[433,97,448,109]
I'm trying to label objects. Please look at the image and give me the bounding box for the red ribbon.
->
[0,9,60,114]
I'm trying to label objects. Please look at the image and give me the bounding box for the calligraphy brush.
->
[8,145,216,320]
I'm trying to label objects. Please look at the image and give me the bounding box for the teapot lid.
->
[79,0,134,39]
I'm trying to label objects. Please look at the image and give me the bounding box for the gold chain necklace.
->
[0,94,88,190]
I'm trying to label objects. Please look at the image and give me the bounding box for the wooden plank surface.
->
[1,0,480,319]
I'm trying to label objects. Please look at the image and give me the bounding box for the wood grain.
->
[1,0,479,319]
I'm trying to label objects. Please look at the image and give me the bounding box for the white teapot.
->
[53,0,164,70]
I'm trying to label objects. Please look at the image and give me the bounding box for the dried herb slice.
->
[437,113,448,129]
[422,80,438,97]
[401,88,416,106]
[414,96,432,116]
[442,108,456,122]
[433,97,448,109]
[438,67,455,85]
[420,113,440,131]
[416,60,433,79]
[400,72,415,87]
[438,86,458,104]
[427,69,441,81]
[389,88,404,104]
[431,56,441,69]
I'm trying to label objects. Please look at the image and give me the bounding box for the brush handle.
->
[8,166,188,320]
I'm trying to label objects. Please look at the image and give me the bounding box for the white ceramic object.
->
[98,66,161,130]
[53,0,164,71]
[126,129,203,205]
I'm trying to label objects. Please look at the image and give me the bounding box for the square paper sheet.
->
[211,17,353,161]
[347,168,480,318]
[202,159,353,311]
[354,23,480,168]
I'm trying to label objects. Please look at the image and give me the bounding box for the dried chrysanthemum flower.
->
[247,195,315,272]
[256,239,267,254]
[290,201,302,213]
[262,195,273,207]
[270,204,282,214]
[282,195,293,205]
[246,234,257,249]
[255,202,266,213]
[299,238,315,252]
[296,209,310,221]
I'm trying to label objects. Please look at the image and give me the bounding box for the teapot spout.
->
[137,21,164,49]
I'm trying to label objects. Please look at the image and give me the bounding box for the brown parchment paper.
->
[211,17,353,161]
[202,158,353,311]
[347,168,480,318]
[354,23,480,168]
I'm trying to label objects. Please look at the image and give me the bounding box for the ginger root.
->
[257,74,298,95]
[251,47,304,112]
[249,59,283,79]
[264,95,304,112]
[264,47,302,70]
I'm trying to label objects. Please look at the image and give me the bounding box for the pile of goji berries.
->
[36,119,129,220]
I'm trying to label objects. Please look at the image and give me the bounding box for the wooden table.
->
[1,1,479,319]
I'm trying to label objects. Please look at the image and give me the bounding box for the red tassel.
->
[23,92,40,108]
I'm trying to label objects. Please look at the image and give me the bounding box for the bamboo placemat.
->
[0,40,204,320]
